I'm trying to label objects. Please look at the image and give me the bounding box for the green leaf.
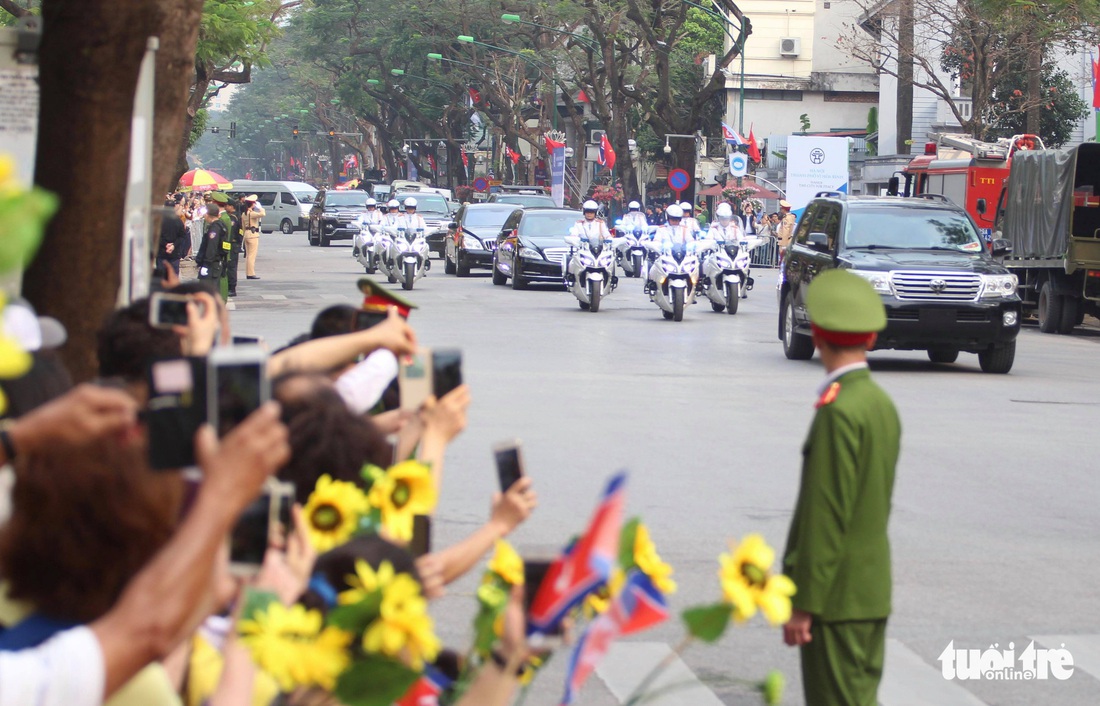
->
[472,601,506,655]
[681,603,732,643]
[619,517,640,571]
[0,189,57,274]
[334,653,419,706]
[328,593,382,632]
[238,588,279,623]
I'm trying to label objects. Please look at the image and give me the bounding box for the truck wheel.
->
[1037,282,1064,333]
[978,341,1016,374]
[782,293,815,360]
[927,348,959,364]
[1058,296,1080,335]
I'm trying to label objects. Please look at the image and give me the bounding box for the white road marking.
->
[225,301,236,311]
[259,294,287,300]
[596,642,724,705]
[879,639,988,706]
[1032,634,1100,680]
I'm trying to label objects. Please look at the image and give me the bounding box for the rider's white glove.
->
[199,267,209,277]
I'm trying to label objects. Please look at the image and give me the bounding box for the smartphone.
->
[207,346,270,438]
[232,334,266,347]
[431,348,463,399]
[230,479,295,576]
[409,515,432,558]
[355,310,388,332]
[493,439,524,492]
[149,292,192,329]
[145,357,207,470]
[399,349,432,412]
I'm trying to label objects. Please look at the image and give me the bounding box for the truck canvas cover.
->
[1003,143,1100,259]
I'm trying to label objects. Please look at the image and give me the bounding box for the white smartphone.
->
[207,345,270,438]
[149,292,193,329]
[399,348,432,412]
[229,478,294,576]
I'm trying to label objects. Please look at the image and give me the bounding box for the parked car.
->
[394,191,453,257]
[444,203,520,276]
[229,180,317,233]
[308,190,369,246]
[492,208,582,289]
[778,192,1021,373]
[486,190,556,208]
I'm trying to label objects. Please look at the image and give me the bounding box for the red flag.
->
[597,133,616,171]
[506,145,521,165]
[577,90,589,103]
[747,124,761,163]
[468,87,481,105]
[1092,53,1100,109]
[546,134,566,151]
[461,151,469,168]
[427,154,437,173]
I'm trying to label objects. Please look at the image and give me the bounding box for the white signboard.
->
[785,136,849,214]
[728,152,748,177]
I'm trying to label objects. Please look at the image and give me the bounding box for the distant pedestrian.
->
[782,269,899,706]
[241,195,265,280]
[156,201,188,278]
[224,198,243,297]
[776,200,796,255]
[196,204,229,286]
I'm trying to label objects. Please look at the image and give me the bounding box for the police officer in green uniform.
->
[781,269,901,706]
[209,191,233,301]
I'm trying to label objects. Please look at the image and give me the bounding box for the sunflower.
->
[487,540,524,586]
[633,524,677,595]
[756,574,796,626]
[718,534,795,625]
[303,475,371,552]
[338,559,396,606]
[583,568,625,617]
[238,603,353,691]
[362,573,441,670]
[368,461,437,543]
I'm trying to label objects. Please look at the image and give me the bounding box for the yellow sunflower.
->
[487,540,524,586]
[583,568,625,617]
[338,559,396,606]
[633,524,677,595]
[718,535,796,625]
[368,460,438,543]
[303,474,371,552]
[238,603,353,691]
[0,155,14,193]
[756,574,797,626]
[362,573,441,670]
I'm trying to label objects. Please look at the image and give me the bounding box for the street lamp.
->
[427,52,481,70]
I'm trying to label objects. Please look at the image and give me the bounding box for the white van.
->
[230,180,318,233]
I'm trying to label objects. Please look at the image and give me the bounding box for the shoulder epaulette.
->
[815,381,841,409]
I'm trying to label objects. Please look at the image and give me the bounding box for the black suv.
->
[308,190,369,247]
[778,193,1021,373]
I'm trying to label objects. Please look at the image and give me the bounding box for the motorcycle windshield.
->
[724,244,740,260]
[405,231,416,242]
[588,236,605,255]
[670,243,687,263]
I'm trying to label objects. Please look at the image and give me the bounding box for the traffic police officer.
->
[781,269,900,706]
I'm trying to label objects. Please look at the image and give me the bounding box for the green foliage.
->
[189,108,209,150]
[986,65,1089,147]
[619,517,640,572]
[866,107,878,156]
[198,0,280,68]
[681,602,732,643]
[334,653,419,706]
[0,183,56,274]
[799,114,811,132]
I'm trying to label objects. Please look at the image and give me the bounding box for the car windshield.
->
[325,192,368,207]
[396,194,448,216]
[496,195,556,207]
[520,211,582,239]
[463,208,515,229]
[842,208,984,252]
[292,191,315,204]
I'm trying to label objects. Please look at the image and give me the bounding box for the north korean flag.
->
[597,133,616,172]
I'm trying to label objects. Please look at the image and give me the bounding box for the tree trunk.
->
[152,2,204,199]
[1026,40,1042,136]
[896,0,915,154]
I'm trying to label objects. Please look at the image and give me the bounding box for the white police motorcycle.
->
[701,234,759,315]
[563,206,618,312]
[386,227,431,291]
[373,227,398,283]
[354,222,379,274]
[643,208,702,321]
[613,223,654,278]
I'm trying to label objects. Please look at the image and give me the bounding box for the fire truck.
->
[891,133,1044,241]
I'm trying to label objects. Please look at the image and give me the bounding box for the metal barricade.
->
[751,235,780,268]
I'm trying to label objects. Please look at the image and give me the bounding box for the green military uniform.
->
[210,192,233,302]
[782,270,900,706]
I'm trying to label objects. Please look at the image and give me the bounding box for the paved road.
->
[227,232,1100,705]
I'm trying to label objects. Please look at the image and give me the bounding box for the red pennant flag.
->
[1092,53,1100,110]
[597,133,616,172]
[506,145,521,165]
[546,134,566,151]
[577,90,589,103]
[747,124,761,163]
[468,87,481,105]
[461,151,469,168]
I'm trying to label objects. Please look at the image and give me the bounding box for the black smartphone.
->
[493,440,524,492]
[145,357,207,470]
[355,310,388,332]
[409,515,432,558]
[431,348,463,399]
[232,334,265,346]
[149,292,191,329]
[207,346,270,438]
[230,480,294,576]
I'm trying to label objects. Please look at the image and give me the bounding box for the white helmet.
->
[680,201,693,212]
[403,197,418,208]
[582,200,599,212]
[628,200,641,211]
[387,199,400,209]
[665,205,684,219]
[715,202,733,218]
[366,198,377,207]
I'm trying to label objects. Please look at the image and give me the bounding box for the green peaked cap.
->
[805,269,886,333]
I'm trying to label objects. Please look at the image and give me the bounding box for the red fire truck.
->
[892,133,1044,242]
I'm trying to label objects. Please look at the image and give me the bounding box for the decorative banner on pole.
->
[546,133,567,208]
[785,135,849,216]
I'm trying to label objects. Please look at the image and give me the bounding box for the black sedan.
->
[444,203,520,277]
[492,208,581,289]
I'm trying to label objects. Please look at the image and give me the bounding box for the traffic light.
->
[229,121,237,138]
[210,126,220,134]
[292,124,299,140]
[328,130,336,142]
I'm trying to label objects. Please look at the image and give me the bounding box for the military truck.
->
[993,142,1100,334]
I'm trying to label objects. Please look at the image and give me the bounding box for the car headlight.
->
[848,269,894,295]
[981,273,1018,298]
[463,234,483,249]
[519,247,541,259]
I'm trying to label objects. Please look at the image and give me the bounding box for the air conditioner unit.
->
[780,37,801,57]
[588,129,606,144]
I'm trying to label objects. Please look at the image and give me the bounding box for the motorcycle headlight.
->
[848,269,894,295]
[519,247,541,259]
[597,250,614,266]
[981,273,1018,298]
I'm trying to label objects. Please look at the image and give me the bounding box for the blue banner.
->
[550,145,565,208]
